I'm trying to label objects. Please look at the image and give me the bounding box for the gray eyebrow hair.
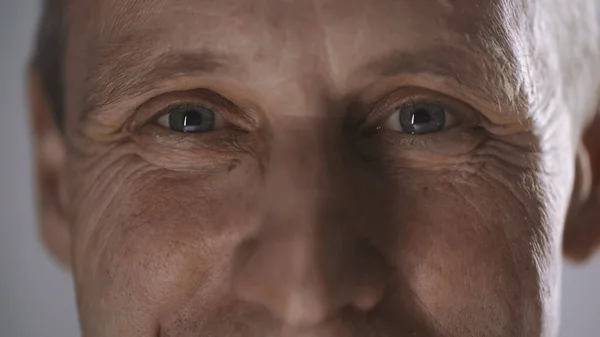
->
[81,50,235,119]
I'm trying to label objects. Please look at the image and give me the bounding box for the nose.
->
[232,130,390,328]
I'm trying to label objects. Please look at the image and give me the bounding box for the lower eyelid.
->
[137,124,240,148]
[377,124,487,155]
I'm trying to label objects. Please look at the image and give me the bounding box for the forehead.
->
[65,0,534,122]
[76,0,527,35]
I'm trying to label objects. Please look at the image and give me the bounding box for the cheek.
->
[395,162,559,335]
[68,135,568,336]
[70,154,263,334]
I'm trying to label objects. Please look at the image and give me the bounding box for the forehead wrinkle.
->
[475,0,535,111]
[70,0,169,121]
[81,47,234,123]
[97,0,165,36]
[80,29,162,117]
[75,0,276,122]
[74,0,539,124]
[424,0,537,114]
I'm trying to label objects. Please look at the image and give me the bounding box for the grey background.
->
[0,0,599,336]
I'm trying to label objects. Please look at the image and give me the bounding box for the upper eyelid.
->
[369,88,480,125]
[154,102,218,119]
[148,92,226,116]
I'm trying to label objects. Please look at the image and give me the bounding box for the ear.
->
[564,110,600,261]
[28,66,71,268]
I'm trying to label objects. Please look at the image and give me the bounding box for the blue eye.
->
[157,104,223,133]
[384,101,454,135]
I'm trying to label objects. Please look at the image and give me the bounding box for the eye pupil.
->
[182,111,203,128]
[399,103,446,134]
[411,109,432,125]
[169,106,216,133]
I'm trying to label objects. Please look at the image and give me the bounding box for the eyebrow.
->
[82,42,526,122]
[355,45,527,113]
[82,50,236,119]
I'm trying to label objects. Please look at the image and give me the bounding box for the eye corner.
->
[155,111,171,127]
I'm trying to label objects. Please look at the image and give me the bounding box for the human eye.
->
[156,103,225,133]
[366,87,479,138]
[381,99,457,135]
[359,87,487,160]
[129,89,256,167]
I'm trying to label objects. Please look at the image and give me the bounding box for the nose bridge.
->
[262,125,348,276]
[232,124,389,327]
[263,121,362,248]
[267,123,337,215]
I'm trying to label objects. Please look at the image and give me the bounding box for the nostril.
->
[233,237,260,270]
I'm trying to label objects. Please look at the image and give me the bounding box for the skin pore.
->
[29,0,600,336]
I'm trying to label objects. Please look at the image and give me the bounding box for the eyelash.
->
[362,92,473,135]
[153,102,215,120]
[131,89,240,132]
[135,87,478,137]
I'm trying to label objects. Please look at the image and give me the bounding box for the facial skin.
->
[29,0,600,336]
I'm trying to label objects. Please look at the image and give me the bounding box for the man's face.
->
[40,0,599,336]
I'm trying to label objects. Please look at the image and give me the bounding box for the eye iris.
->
[399,103,446,134]
[169,106,216,133]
